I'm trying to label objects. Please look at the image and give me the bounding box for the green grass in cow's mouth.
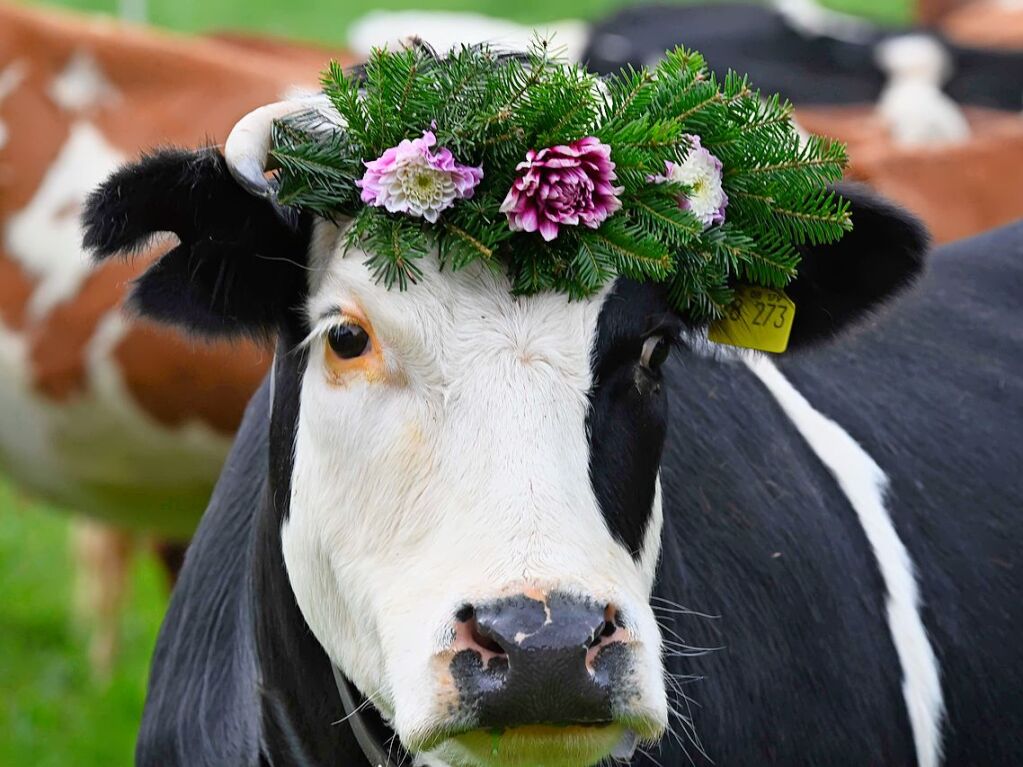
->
[430,723,631,767]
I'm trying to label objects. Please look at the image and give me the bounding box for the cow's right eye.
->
[640,334,671,373]
[327,324,371,359]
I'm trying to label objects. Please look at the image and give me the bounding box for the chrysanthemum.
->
[657,135,728,229]
[357,131,483,223]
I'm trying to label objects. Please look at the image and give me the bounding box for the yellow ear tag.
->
[708,285,796,353]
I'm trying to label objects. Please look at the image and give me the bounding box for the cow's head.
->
[82,101,925,767]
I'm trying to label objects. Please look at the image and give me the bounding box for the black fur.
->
[136,379,266,766]
[583,2,1023,110]
[588,188,925,554]
[587,280,675,556]
[777,221,1023,766]
[786,183,928,348]
[81,148,311,338]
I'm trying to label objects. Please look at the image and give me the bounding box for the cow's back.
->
[650,221,1021,765]
[778,220,1023,764]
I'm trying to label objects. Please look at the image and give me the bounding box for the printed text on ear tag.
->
[708,285,795,353]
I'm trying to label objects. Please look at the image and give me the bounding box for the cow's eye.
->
[327,323,371,359]
[640,334,671,373]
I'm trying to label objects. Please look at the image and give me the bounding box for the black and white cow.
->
[83,102,1022,766]
[584,2,1023,110]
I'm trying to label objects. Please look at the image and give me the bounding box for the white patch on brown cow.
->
[0,120,230,534]
[48,50,120,113]
[0,59,29,151]
[4,121,123,319]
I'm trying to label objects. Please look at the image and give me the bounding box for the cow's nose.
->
[450,593,628,728]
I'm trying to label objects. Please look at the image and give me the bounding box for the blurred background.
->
[0,0,1019,764]
[20,0,913,42]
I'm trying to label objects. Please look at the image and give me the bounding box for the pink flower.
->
[356,131,483,223]
[500,137,623,242]
[652,134,728,229]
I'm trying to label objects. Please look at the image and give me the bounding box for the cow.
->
[936,1,1023,50]
[794,103,1023,243]
[0,1,351,671]
[81,86,1021,766]
[582,2,1023,110]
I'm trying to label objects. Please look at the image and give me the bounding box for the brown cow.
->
[0,2,352,672]
[916,0,1023,49]
[798,105,1023,244]
[941,1,1023,50]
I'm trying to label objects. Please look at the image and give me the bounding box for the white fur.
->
[876,35,970,147]
[0,59,29,151]
[746,355,944,767]
[4,120,123,318]
[281,221,667,760]
[48,50,120,113]
[347,11,590,63]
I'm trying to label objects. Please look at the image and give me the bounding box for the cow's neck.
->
[250,328,373,765]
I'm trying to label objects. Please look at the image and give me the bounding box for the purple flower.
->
[500,137,623,242]
[356,131,483,223]
[652,134,728,229]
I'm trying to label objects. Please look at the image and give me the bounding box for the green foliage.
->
[272,42,851,319]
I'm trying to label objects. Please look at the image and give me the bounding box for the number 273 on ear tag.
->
[708,285,796,353]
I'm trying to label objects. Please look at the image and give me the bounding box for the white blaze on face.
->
[48,50,120,113]
[281,222,667,749]
[4,121,123,319]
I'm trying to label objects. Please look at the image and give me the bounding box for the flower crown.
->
[270,42,851,319]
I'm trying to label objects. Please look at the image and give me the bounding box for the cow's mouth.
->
[335,664,653,766]
[435,723,635,767]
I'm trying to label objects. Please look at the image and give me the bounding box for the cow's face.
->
[84,142,926,767]
[282,222,672,764]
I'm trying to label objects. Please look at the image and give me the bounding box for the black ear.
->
[82,148,311,338]
[785,183,929,349]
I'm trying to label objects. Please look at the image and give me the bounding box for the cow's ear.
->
[82,148,311,338]
[784,183,928,349]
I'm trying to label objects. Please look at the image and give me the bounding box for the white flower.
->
[658,135,728,229]
[356,131,483,223]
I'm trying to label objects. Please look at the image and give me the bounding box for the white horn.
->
[225,93,333,197]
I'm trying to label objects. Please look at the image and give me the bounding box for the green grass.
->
[23,0,912,47]
[2,0,910,764]
[0,480,166,767]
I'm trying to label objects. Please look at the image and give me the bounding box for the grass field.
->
[0,479,165,766]
[2,0,911,764]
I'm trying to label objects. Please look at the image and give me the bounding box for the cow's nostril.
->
[469,615,506,656]
[592,604,621,643]
[455,605,509,661]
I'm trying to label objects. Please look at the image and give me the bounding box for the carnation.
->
[356,131,483,223]
[500,137,623,242]
[656,135,728,229]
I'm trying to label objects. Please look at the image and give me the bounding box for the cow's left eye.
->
[640,334,671,373]
[327,323,371,359]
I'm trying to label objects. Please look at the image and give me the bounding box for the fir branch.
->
[441,221,495,264]
[626,192,702,247]
[590,221,673,280]
[270,42,853,317]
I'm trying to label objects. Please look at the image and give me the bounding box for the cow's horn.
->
[225,94,332,197]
